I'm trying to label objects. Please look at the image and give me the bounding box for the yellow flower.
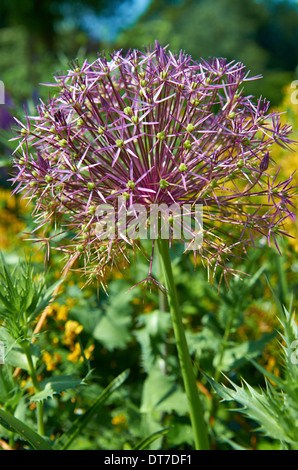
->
[42,351,62,371]
[67,342,81,362]
[63,320,83,347]
[111,413,127,427]
[270,85,298,252]
[67,342,95,363]
[56,304,69,322]
[83,343,95,361]
[46,301,60,317]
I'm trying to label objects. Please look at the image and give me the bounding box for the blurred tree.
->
[115,0,298,104]
[0,0,122,50]
[0,0,123,104]
[258,0,298,71]
[0,0,62,50]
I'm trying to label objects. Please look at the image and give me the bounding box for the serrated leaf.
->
[206,373,297,445]
[0,253,63,339]
[30,375,85,402]
[0,408,52,450]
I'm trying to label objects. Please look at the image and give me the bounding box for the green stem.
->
[214,316,233,384]
[211,316,234,421]
[157,239,209,450]
[21,340,45,437]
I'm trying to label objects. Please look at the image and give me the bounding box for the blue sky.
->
[81,0,152,42]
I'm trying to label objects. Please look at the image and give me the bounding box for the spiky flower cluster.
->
[12,42,296,288]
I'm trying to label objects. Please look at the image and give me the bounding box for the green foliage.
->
[207,290,298,450]
[0,253,61,340]
[0,408,52,450]
[133,427,170,450]
[0,369,129,450]
[92,280,135,350]
[54,369,130,450]
[30,375,85,402]
[0,213,297,451]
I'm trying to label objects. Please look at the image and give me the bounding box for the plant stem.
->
[157,238,209,450]
[21,340,45,436]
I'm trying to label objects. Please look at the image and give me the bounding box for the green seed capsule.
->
[179,163,188,172]
[159,179,169,189]
[124,107,133,116]
[45,175,53,183]
[59,138,68,147]
[127,180,135,190]
[88,205,96,214]
[157,131,166,141]
[183,140,192,150]
[186,124,195,133]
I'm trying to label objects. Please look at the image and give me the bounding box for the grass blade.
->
[133,427,170,450]
[54,369,130,450]
[0,409,52,450]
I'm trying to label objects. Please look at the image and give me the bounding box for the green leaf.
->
[133,427,170,450]
[0,408,52,450]
[134,310,171,373]
[30,375,85,402]
[28,279,63,324]
[0,253,64,340]
[0,327,40,371]
[141,367,188,415]
[54,369,130,450]
[92,280,134,350]
[213,332,276,371]
[206,374,297,445]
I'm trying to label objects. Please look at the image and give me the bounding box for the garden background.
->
[0,0,297,451]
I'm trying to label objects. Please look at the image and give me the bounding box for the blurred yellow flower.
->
[63,320,83,347]
[270,85,298,252]
[42,351,62,371]
[56,304,69,322]
[67,342,81,362]
[67,342,95,362]
[111,413,127,428]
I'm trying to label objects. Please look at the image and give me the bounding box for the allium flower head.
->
[11,42,296,288]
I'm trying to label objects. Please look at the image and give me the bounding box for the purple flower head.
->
[11,43,296,289]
